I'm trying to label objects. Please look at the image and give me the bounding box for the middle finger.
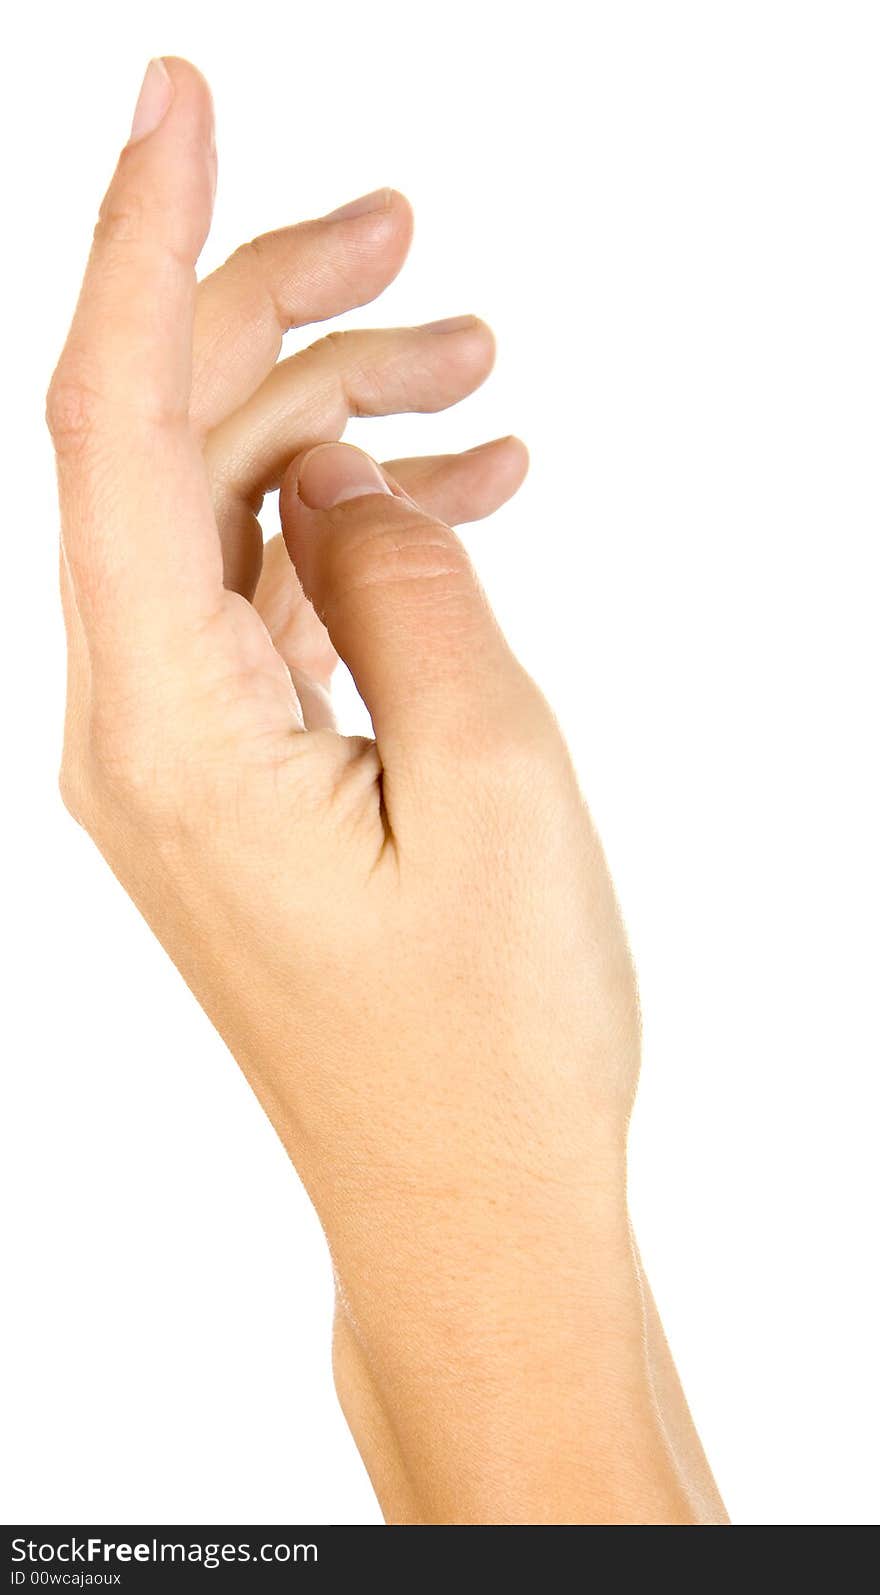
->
[205,317,496,594]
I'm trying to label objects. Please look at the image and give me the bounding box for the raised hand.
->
[48,58,725,1526]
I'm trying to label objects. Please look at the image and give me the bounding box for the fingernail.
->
[129,58,173,145]
[420,315,479,334]
[325,187,392,222]
[297,444,393,509]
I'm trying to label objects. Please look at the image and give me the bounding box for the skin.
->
[48,57,727,1525]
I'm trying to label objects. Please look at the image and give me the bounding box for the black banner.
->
[2,1523,734,1585]
[9,1518,851,1583]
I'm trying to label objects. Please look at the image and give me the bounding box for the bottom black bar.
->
[8,1525,602,1586]
[0,1521,828,1582]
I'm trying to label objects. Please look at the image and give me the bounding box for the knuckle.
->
[237,231,271,266]
[89,727,170,819]
[305,329,352,383]
[81,694,187,834]
[445,677,567,811]
[93,187,147,250]
[232,234,285,325]
[484,716,560,794]
[57,760,92,830]
[45,365,102,454]
[332,515,471,603]
[315,328,347,353]
[60,747,176,856]
[230,237,261,279]
[458,710,548,790]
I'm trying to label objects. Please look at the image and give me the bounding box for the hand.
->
[49,58,725,1525]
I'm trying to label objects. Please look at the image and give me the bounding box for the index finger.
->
[47,58,223,657]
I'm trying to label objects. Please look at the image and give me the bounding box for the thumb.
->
[279,442,537,764]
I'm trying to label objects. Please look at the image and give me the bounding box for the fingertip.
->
[482,318,499,374]
[494,435,530,502]
[459,435,530,514]
[313,187,413,301]
[158,55,215,104]
[116,56,216,255]
[356,189,413,266]
[496,433,530,479]
[124,56,215,155]
[416,315,495,381]
[387,187,414,238]
[128,59,173,144]
[323,186,412,241]
[426,314,496,375]
[443,434,529,521]
[161,57,216,152]
[457,316,498,385]
[296,442,393,511]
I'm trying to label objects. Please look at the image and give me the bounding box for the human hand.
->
[49,58,723,1525]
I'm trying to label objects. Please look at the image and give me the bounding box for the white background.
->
[2,1,878,1527]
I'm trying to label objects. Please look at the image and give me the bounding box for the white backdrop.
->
[2,1,878,1527]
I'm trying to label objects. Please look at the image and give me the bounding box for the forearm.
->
[323,1180,712,1524]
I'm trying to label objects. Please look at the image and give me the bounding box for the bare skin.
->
[48,57,727,1525]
